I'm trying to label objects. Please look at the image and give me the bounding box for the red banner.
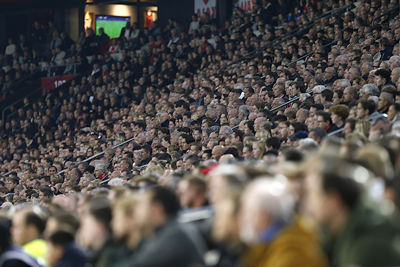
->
[195,0,216,19]
[41,74,76,95]
[238,0,256,12]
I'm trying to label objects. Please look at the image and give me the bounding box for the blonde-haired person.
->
[252,141,266,160]
[355,144,394,180]
[354,120,370,138]
[255,129,269,142]
[97,195,142,267]
[142,164,164,176]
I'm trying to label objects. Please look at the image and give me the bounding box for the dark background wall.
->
[158,0,232,29]
[158,0,194,27]
[0,0,233,48]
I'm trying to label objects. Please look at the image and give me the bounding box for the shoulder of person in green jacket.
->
[330,199,400,267]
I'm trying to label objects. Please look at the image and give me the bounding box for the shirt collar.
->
[259,219,288,243]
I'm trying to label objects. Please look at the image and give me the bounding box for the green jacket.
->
[326,200,400,267]
[96,242,135,267]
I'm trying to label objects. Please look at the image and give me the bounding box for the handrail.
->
[270,4,353,48]
[270,96,300,112]
[2,3,359,178]
[327,127,344,136]
[328,113,390,137]
[6,69,41,92]
[284,39,338,67]
[2,73,78,122]
[57,136,136,175]
[2,78,57,122]
[45,63,81,77]
[0,69,42,109]
[372,4,399,25]
[218,4,353,76]
[1,171,13,177]
[0,75,85,177]
[57,135,151,176]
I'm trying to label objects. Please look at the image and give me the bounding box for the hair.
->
[48,230,75,246]
[49,210,80,235]
[391,103,400,113]
[0,216,12,250]
[318,157,362,210]
[244,177,293,222]
[120,157,133,169]
[186,176,207,196]
[185,154,201,167]
[150,186,181,218]
[290,122,307,133]
[329,104,350,120]
[380,91,394,105]
[233,129,244,142]
[311,103,324,111]
[39,186,53,197]
[253,141,266,160]
[374,68,390,83]
[24,210,47,234]
[361,83,379,96]
[321,89,334,101]
[9,176,19,185]
[310,127,327,139]
[113,194,140,216]
[281,147,304,162]
[87,198,112,232]
[266,137,281,150]
[345,118,357,132]
[358,99,376,115]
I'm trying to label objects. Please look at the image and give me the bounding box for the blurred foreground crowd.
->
[1,0,400,266]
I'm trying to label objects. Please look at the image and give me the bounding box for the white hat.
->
[312,85,326,94]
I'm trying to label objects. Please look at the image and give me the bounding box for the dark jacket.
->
[96,241,138,267]
[55,243,86,267]
[117,219,204,267]
[0,246,41,267]
[326,200,400,267]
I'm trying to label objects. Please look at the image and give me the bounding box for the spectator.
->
[304,155,400,267]
[316,111,333,133]
[0,216,41,267]
[240,177,327,267]
[46,230,86,267]
[377,91,394,113]
[356,99,376,120]
[329,104,350,131]
[97,195,141,267]
[374,68,392,89]
[79,197,112,266]
[11,207,47,265]
[0,1,400,266]
[177,175,208,209]
[119,186,204,267]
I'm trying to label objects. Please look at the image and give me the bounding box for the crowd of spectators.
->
[0,20,81,101]
[1,0,400,266]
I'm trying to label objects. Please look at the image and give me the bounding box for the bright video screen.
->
[96,15,130,39]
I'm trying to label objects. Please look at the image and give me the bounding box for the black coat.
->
[117,220,204,267]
